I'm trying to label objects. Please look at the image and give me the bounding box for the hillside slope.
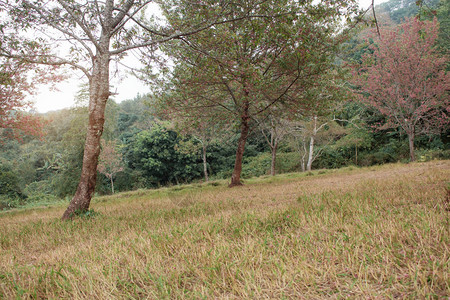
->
[1,161,449,298]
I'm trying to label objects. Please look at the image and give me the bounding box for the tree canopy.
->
[353,17,449,161]
[152,0,359,186]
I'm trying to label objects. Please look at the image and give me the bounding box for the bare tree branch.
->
[56,0,102,51]
[110,13,281,55]
[372,0,381,37]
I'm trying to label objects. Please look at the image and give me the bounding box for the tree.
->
[127,124,201,186]
[154,0,359,186]
[98,139,124,194]
[175,116,230,182]
[0,163,26,200]
[289,116,346,172]
[353,17,449,161]
[0,58,62,141]
[155,92,232,182]
[332,119,373,165]
[256,113,290,176]
[0,0,265,219]
[376,0,440,24]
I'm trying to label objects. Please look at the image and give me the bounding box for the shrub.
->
[241,153,271,178]
[359,152,396,166]
[275,152,302,173]
[417,149,450,162]
[0,164,26,200]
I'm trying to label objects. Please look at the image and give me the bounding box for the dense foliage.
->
[353,17,449,161]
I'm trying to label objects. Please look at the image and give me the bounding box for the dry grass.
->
[0,161,449,299]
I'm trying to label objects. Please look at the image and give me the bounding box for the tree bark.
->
[229,101,250,187]
[306,135,315,171]
[202,143,209,182]
[62,50,110,220]
[270,142,278,176]
[408,132,415,162]
[110,176,115,194]
[306,116,317,172]
[300,137,307,172]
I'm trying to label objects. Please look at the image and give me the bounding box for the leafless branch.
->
[56,0,102,51]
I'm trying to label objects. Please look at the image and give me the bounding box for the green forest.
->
[0,0,448,212]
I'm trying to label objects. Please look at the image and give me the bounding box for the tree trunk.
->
[408,132,415,162]
[229,101,250,187]
[355,144,358,165]
[110,176,114,194]
[270,142,278,176]
[300,137,306,172]
[62,51,110,220]
[202,143,209,182]
[306,135,315,171]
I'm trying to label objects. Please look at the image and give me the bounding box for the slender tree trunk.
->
[408,132,415,162]
[62,50,110,220]
[110,176,114,194]
[202,143,209,182]
[300,137,307,172]
[270,142,278,176]
[229,101,250,187]
[306,116,317,172]
[306,135,315,171]
[355,144,358,165]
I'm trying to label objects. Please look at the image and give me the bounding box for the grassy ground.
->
[0,161,449,299]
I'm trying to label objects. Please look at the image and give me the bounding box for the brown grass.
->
[0,161,449,299]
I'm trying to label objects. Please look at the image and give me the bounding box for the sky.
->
[31,0,389,113]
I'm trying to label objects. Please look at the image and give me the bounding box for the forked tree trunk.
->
[229,101,250,187]
[270,142,278,176]
[408,132,415,162]
[202,143,209,182]
[62,51,110,220]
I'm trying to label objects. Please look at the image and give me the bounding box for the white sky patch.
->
[31,0,389,113]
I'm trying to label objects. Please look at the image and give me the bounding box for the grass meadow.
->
[0,161,449,299]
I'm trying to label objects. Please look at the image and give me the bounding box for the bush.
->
[275,152,302,173]
[241,152,303,179]
[359,152,396,166]
[241,153,271,178]
[417,149,450,162]
[313,148,351,170]
[0,164,26,200]
[0,195,22,210]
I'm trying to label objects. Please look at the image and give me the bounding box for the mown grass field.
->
[1,161,449,299]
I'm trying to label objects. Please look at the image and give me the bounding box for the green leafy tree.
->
[376,0,440,24]
[0,163,27,209]
[128,124,201,186]
[154,0,359,186]
[333,123,373,165]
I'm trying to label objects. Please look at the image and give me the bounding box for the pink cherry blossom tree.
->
[354,17,449,161]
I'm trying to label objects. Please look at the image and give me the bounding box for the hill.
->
[0,161,449,298]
